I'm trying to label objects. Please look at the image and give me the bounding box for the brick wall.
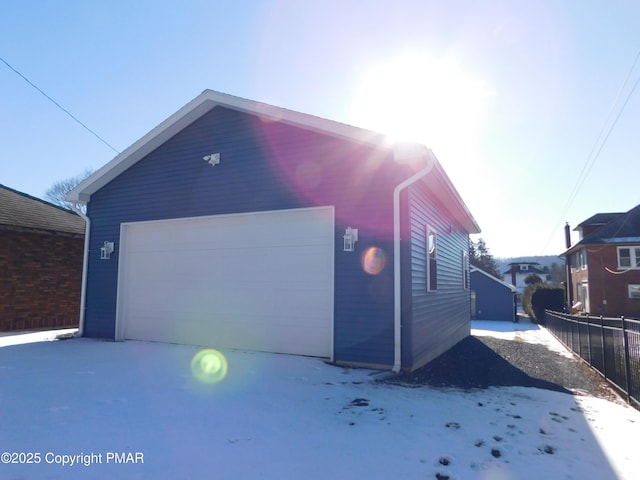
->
[579,245,640,318]
[0,229,84,331]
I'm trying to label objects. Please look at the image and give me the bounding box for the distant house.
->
[503,262,548,302]
[471,266,517,322]
[562,204,640,318]
[0,185,85,331]
[66,89,480,371]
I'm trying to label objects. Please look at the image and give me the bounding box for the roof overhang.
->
[428,156,480,234]
[66,89,479,236]
[67,90,390,204]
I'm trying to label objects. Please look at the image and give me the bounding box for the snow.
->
[1,322,638,479]
[471,319,575,358]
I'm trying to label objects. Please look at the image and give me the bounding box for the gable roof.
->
[66,89,479,233]
[0,184,85,235]
[563,203,640,256]
[67,90,389,204]
[471,266,517,292]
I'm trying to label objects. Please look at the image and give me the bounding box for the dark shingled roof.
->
[502,262,546,275]
[0,184,85,235]
[563,203,640,255]
[575,212,625,230]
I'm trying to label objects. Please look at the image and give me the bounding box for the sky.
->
[1,0,639,258]
[1,322,639,479]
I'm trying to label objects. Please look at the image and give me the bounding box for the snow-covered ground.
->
[1,322,638,480]
[471,319,575,358]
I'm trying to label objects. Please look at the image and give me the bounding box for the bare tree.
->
[45,169,93,210]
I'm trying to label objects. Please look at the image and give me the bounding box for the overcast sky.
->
[2,0,639,258]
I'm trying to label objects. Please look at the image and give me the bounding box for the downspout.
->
[71,203,90,337]
[392,147,435,372]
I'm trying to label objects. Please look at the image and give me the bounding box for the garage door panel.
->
[117,207,334,357]
[124,306,332,357]
[124,252,332,305]
[125,209,331,252]
[126,246,330,279]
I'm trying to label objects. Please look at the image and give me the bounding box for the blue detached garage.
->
[67,90,480,371]
[470,266,517,322]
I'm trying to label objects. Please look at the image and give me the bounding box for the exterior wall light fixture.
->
[343,227,358,252]
[203,153,221,166]
[100,241,115,260]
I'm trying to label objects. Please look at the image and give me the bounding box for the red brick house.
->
[562,204,640,318]
[0,184,85,331]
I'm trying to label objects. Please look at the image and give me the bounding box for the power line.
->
[562,50,640,216]
[540,49,640,254]
[0,54,120,154]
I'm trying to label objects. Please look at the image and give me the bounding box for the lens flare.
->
[361,247,386,275]
[191,349,228,384]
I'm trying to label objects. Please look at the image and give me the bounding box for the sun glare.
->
[350,53,493,159]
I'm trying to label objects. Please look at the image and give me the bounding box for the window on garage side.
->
[462,250,469,290]
[426,226,437,291]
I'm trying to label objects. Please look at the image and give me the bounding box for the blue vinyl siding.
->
[402,181,471,369]
[471,271,516,322]
[84,106,402,366]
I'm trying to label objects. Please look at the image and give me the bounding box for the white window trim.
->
[577,249,587,270]
[629,284,640,299]
[617,246,640,270]
[462,250,469,290]
[426,225,437,292]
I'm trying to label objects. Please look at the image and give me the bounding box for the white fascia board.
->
[392,145,480,235]
[423,151,481,234]
[203,90,389,146]
[66,96,217,203]
[66,90,390,204]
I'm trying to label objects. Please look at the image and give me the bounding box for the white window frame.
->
[629,284,640,299]
[462,250,469,290]
[426,226,437,292]
[577,249,587,270]
[617,246,640,269]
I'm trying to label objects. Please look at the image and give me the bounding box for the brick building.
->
[562,204,640,318]
[1,185,85,331]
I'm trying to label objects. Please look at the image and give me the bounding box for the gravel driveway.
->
[385,328,620,402]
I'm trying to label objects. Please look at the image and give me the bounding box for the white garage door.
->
[115,207,334,358]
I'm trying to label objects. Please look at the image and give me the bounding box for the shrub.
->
[524,273,543,285]
[522,283,536,319]
[523,284,564,324]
